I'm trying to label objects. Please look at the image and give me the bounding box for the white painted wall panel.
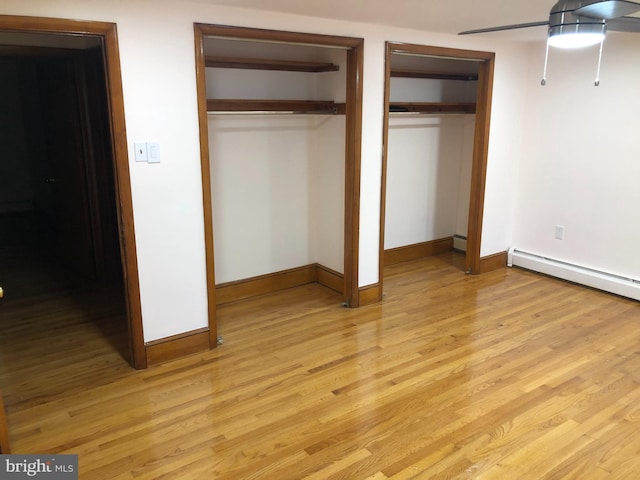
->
[206,69,319,101]
[385,115,471,249]
[389,78,478,103]
[209,114,345,283]
[209,115,313,283]
[455,115,476,238]
[310,116,345,274]
[513,36,640,280]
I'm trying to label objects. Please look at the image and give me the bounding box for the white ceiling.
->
[201,0,555,42]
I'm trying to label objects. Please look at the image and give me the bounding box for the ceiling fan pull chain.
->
[541,38,551,86]
[594,32,605,87]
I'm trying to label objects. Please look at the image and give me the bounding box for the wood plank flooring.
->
[1,252,640,479]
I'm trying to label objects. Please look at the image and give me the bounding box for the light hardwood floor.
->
[1,251,640,479]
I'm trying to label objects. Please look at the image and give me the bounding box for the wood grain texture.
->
[3,252,639,478]
[344,40,365,308]
[145,328,210,366]
[194,24,219,349]
[207,99,344,114]
[194,24,363,48]
[0,391,9,453]
[316,264,344,294]
[216,264,344,305]
[215,265,318,306]
[391,69,478,81]
[466,53,495,274]
[389,102,476,114]
[479,250,508,273]
[378,43,393,298]
[204,56,339,72]
[384,237,454,266]
[358,283,382,306]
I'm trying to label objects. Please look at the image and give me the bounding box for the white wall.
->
[456,116,476,238]
[0,0,528,341]
[207,69,318,100]
[385,115,473,249]
[209,114,345,283]
[514,35,640,280]
[209,115,310,282]
[389,78,478,103]
[309,116,345,274]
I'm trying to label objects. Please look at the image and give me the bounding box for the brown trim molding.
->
[359,284,382,306]
[194,24,363,48]
[145,328,210,366]
[378,44,393,298]
[193,25,218,351]
[0,15,146,369]
[216,265,316,306]
[384,237,454,266]
[344,41,364,307]
[479,251,508,274]
[466,56,495,274]
[316,264,344,294]
[216,264,345,306]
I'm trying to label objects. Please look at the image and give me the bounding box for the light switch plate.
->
[148,142,161,163]
[134,142,148,162]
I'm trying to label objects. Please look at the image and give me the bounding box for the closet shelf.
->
[391,69,478,81]
[207,99,346,115]
[389,102,476,114]
[205,56,339,72]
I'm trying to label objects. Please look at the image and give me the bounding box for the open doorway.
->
[379,43,495,293]
[0,18,144,373]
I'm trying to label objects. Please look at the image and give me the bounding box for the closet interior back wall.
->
[208,113,345,284]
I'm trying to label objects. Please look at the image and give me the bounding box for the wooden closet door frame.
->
[194,24,364,347]
[379,42,495,289]
[0,15,146,369]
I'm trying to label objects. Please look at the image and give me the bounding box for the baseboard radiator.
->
[507,248,640,301]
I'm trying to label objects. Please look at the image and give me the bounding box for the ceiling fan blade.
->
[574,0,640,19]
[607,15,640,31]
[459,21,549,35]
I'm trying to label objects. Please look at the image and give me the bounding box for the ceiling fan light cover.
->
[548,23,606,48]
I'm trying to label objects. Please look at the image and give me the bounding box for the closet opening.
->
[194,25,364,347]
[379,43,495,294]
